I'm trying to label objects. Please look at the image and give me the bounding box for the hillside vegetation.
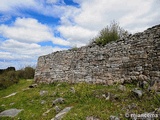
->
[0,80,159,120]
[0,67,35,90]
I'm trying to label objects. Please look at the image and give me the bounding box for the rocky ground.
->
[0,80,160,120]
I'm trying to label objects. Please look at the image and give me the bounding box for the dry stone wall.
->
[34,25,160,85]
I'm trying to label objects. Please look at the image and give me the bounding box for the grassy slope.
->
[0,80,160,120]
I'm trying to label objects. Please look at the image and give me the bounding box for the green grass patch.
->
[0,80,159,120]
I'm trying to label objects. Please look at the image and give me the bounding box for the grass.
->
[0,80,160,120]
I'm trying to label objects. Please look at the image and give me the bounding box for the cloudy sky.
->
[0,0,160,69]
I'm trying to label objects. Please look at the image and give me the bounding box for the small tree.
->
[93,21,128,46]
[24,67,35,79]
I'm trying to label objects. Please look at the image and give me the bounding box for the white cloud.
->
[1,0,159,34]
[0,0,160,69]
[0,0,65,20]
[36,0,160,46]
[0,18,53,43]
[62,0,159,32]
[46,0,64,4]
[51,37,70,46]
[0,15,11,23]
[0,17,69,46]
[0,39,66,69]
[0,39,65,58]
[46,0,59,4]
[58,25,97,47]
[0,0,36,12]
[63,0,159,31]
[0,17,69,69]
[73,0,159,32]
[0,51,13,60]
[34,0,160,46]
[53,0,160,46]
[1,39,40,55]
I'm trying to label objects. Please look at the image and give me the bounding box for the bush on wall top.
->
[92,21,129,46]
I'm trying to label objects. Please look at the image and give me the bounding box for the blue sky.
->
[0,0,160,69]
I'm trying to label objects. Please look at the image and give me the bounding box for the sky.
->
[0,0,160,69]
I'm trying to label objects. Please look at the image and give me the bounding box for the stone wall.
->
[34,25,160,85]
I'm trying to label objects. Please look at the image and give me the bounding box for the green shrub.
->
[0,70,19,90]
[0,66,35,90]
[93,21,128,46]
[23,66,35,79]
[17,66,35,79]
[71,46,78,51]
[16,69,25,79]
